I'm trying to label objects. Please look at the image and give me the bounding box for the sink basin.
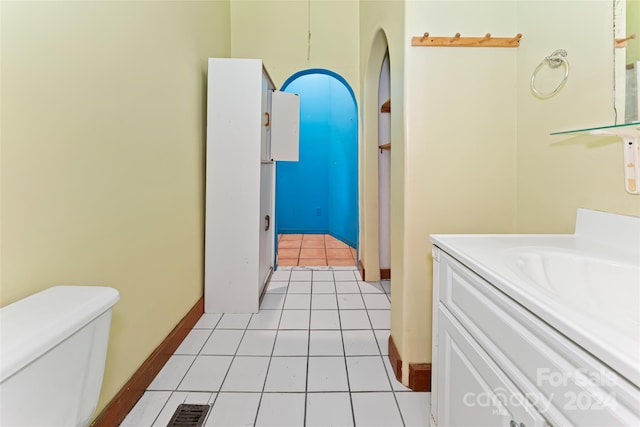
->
[505,247,640,340]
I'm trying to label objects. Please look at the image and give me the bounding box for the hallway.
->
[277,234,357,267]
[120,266,430,426]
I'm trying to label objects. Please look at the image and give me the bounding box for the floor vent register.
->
[166,404,210,427]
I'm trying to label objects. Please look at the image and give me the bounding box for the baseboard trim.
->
[90,297,205,427]
[358,260,391,281]
[408,363,432,391]
[387,335,432,392]
[388,335,402,382]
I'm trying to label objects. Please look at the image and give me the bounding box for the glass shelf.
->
[550,121,640,136]
[550,122,640,195]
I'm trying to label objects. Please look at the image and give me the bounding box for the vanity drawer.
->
[438,251,640,427]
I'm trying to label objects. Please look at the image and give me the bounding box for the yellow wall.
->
[359,0,406,371]
[516,1,640,233]
[361,0,639,380]
[230,0,359,92]
[1,0,230,415]
[628,0,640,64]
[401,1,518,376]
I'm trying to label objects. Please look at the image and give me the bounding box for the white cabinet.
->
[437,307,547,427]
[431,248,640,427]
[204,58,299,313]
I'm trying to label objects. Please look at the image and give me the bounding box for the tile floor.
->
[277,234,357,267]
[121,266,431,426]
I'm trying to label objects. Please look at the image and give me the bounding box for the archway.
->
[275,69,359,267]
[360,29,392,281]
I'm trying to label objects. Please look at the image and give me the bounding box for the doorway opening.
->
[275,69,359,267]
[378,50,391,278]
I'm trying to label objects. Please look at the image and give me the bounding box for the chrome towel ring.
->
[530,49,569,98]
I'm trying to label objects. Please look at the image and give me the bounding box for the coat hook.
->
[420,32,430,41]
[509,33,522,43]
[615,33,636,47]
[479,33,491,43]
[450,33,461,43]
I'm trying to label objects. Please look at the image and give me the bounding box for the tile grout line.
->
[303,271,314,427]
[157,315,225,427]
[126,267,411,426]
[336,274,359,427]
[252,300,284,426]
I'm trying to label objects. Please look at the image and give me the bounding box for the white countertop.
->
[431,209,640,388]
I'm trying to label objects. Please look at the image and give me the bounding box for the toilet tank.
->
[0,286,120,427]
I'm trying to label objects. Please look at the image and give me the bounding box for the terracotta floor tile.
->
[300,248,326,258]
[326,248,353,259]
[325,239,349,249]
[275,234,357,266]
[301,240,325,249]
[300,258,327,266]
[279,240,302,249]
[327,259,356,266]
[280,234,303,241]
[278,248,301,259]
[303,234,325,241]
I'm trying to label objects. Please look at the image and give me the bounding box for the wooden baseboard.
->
[90,297,205,427]
[388,335,402,382]
[409,363,432,391]
[387,335,431,392]
[358,260,391,281]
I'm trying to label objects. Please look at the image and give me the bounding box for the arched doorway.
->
[275,69,359,267]
[360,29,393,282]
[378,50,391,279]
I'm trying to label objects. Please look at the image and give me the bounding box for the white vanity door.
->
[270,91,299,162]
[438,306,549,427]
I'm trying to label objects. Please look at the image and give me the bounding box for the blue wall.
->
[276,71,358,248]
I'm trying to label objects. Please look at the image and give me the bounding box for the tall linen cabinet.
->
[205,58,299,313]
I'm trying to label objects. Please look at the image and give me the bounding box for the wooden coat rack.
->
[412,32,522,48]
[615,34,636,48]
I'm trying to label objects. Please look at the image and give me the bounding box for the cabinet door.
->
[258,163,274,294]
[261,74,273,162]
[438,306,549,427]
[270,91,300,161]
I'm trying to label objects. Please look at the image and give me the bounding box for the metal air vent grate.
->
[166,404,210,427]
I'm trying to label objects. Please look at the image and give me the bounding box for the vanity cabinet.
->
[431,247,640,427]
[205,58,299,313]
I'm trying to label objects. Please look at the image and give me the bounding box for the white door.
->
[271,91,300,161]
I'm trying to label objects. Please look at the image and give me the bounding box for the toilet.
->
[0,285,120,427]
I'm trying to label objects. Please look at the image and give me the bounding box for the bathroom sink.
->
[505,247,640,339]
